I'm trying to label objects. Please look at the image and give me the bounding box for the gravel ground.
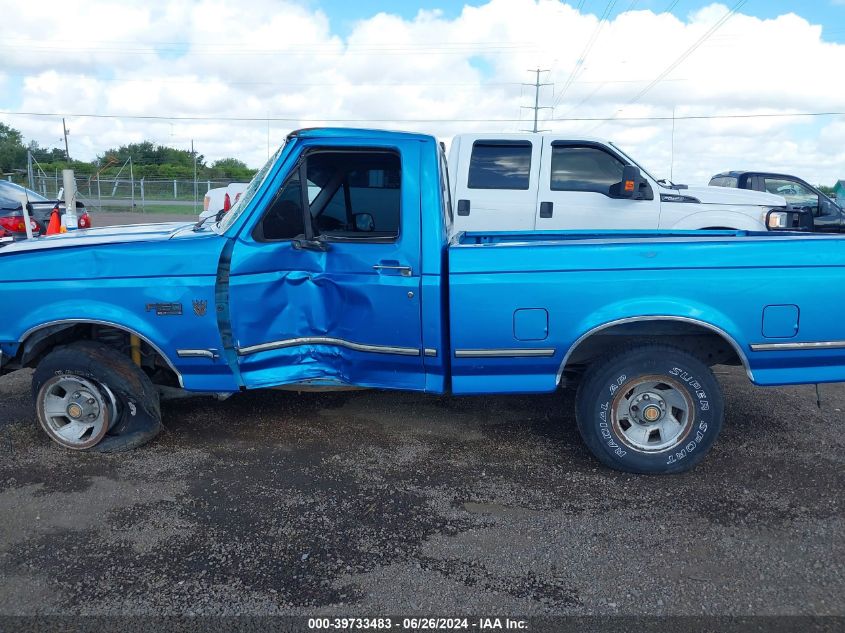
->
[0,365,843,619]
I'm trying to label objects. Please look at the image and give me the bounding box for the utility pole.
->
[129,156,135,211]
[62,118,70,161]
[521,68,552,133]
[27,151,34,190]
[192,139,198,213]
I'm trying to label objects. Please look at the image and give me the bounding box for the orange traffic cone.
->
[45,206,61,235]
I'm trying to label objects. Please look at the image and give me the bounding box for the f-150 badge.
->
[145,302,182,316]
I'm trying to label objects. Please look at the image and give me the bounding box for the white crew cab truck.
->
[448,134,791,232]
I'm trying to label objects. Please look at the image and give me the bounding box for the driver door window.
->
[550,145,625,196]
[255,150,401,241]
[763,178,820,215]
[537,137,660,230]
[309,152,401,239]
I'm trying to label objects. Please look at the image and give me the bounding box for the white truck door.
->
[536,139,661,230]
[451,135,541,232]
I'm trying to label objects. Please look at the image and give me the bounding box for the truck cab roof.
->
[451,132,613,144]
[713,170,811,181]
[288,127,435,144]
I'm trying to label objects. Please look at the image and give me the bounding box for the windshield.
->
[608,143,663,185]
[0,180,48,202]
[216,142,285,232]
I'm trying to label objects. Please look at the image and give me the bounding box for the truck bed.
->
[447,229,845,393]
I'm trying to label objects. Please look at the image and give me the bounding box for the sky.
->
[1,0,844,186]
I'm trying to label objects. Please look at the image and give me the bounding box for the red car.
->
[0,194,41,239]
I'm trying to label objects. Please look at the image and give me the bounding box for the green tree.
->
[212,157,247,170]
[0,122,27,174]
[28,140,66,163]
[98,142,205,172]
[209,157,252,180]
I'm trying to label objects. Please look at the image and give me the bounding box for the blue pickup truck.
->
[2,128,844,474]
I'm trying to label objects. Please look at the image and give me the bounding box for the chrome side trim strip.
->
[556,315,754,384]
[177,349,219,360]
[454,348,556,358]
[237,336,421,357]
[750,340,845,352]
[424,348,438,357]
[19,318,185,388]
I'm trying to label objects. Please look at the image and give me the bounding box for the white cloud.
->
[1,0,844,186]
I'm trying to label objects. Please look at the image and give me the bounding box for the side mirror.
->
[820,197,838,216]
[619,165,641,199]
[766,208,814,232]
[353,212,375,232]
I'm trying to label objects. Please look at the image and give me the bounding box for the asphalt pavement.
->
[0,365,842,618]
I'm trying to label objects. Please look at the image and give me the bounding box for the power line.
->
[628,0,747,105]
[0,72,691,88]
[588,0,747,133]
[553,0,619,110]
[0,42,540,57]
[2,109,842,123]
[1,37,536,50]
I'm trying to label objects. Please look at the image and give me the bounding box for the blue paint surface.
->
[3,128,845,396]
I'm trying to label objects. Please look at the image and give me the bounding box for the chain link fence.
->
[25,174,236,213]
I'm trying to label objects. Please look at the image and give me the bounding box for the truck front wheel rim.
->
[610,374,695,453]
[37,375,113,450]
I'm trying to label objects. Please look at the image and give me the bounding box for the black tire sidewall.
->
[32,342,161,451]
[576,347,724,474]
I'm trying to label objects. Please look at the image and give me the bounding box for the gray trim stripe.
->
[454,348,556,358]
[424,348,438,357]
[176,349,218,359]
[750,340,845,352]
[237,336,420,357]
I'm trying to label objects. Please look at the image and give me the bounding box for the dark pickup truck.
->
[710,171,842,232]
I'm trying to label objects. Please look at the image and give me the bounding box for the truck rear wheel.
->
[575,345,724,474]
[32,341,161,452]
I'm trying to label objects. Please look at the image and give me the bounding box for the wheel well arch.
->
[17,319,183,387]
[557,316,752,384]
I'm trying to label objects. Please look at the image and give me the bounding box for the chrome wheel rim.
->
[37,375,115,450]
[611,374,694,453]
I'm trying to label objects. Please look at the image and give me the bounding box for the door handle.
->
[373,264,413,277]
[539,201,553,218]
[457,199,471,216]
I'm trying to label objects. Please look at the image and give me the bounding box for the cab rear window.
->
[467,141,532,190]
[709,176,738,188]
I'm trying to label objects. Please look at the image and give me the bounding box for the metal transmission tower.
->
[521,68,552,133]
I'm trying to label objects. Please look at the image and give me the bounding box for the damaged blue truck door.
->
[227,136,426,390]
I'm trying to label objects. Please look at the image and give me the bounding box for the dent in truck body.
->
[224,132,428,392]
